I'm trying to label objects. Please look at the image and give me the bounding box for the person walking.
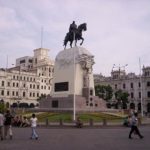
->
[129,112,144,139]
[30,113,38,140]
[0,110,4,141]
[4,110,13,140]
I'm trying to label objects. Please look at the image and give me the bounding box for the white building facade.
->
[0,48,54,107]
[94,66,150,113]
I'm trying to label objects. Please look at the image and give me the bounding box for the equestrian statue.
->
[63,21,87,49]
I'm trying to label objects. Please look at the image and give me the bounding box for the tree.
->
[115,89,129,109]
[0,100,6,113]
[95,85,113,101]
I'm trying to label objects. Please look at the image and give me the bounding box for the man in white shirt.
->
[30,113,38,140]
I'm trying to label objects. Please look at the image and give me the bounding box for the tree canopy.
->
[95,85,113,101]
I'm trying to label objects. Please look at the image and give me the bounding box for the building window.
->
[130,83,133,88]
[1,90,4,96]
[23,84,26,88]
[16,92,18,96]
[12,91,15,96]
[90,98,93,101]
[123,83,126,89]
[37,85,39,89]
[30,77,32,82]
[145,71,150,77]
[30,92,32,97]
[29,59,33,63]
[131,92,134,98]
[7,91,9,96]
[20,59,25,63]
[1,81,5,86]
[33,93,35,97]
[139,92,141,98]
[41,86,43,89]
[13,75,15,79]
[90,90,93,95]
[13,82,15,87]
[90,103,93,106]
[33,84,35,89]
[115,84,117,89]
[44,86,46,89]
[16,83,19,87]
[7,82,10,87]
[139,82,141,87]
[30,84,32,88]
[147,91,150,98]
[23,92,26,97]
[147,82,150,87]
[86,101,89,106]
[35,58,37,64]
[37,93,39,97]
[24,77,26,80]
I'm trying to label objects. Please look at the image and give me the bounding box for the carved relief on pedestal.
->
[78,54,94,88]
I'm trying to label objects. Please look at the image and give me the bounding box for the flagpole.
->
[139,58,143,117]
[73,31,76,121]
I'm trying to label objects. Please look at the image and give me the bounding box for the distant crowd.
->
[12,116,29,127]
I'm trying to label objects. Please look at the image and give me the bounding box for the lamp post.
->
[139,58,143,117]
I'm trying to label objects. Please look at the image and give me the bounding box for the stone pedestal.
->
[40,46,106,110]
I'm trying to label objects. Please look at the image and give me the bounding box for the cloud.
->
[0,0,150,76]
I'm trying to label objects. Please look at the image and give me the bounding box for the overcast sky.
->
[0,0,150,76]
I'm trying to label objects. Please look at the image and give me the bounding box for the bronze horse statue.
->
[63,23,87,49]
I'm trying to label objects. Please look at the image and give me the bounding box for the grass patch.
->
[32,112,125,123]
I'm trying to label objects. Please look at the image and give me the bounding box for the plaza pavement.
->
[0,126,150,150]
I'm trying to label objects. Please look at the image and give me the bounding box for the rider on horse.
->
[69,21,77,37]
[64,21,87,48]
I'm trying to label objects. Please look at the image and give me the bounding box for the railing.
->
[38,118,125,128]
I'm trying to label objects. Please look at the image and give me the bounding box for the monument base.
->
[40,95,106,111]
